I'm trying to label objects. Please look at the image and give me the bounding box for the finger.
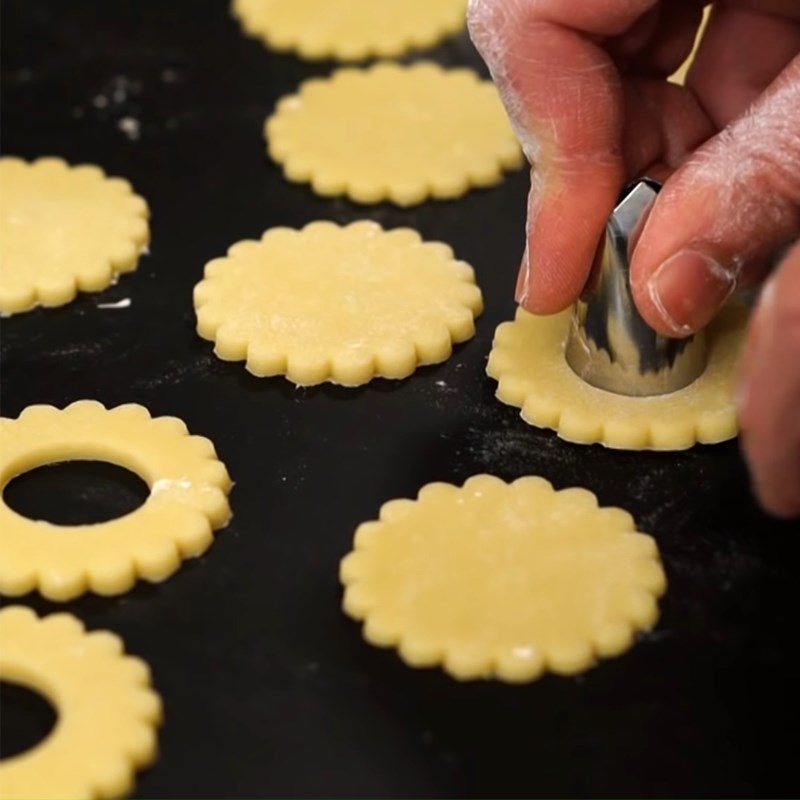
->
[468,0,659,313]
[738,239,800,517]
[689,1,800,128]
[611,0,706,77]
[630,55,800,336]
[621,77,714,175]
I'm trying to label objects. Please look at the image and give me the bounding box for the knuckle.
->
[466,0,508,55]
[731,76,800,206]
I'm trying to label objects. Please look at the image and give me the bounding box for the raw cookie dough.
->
[486,303,748,450]
[193,220,483,385]
[0,606,161,800]
[670,5,710,85]
[266,62,523,206]
[0,157,149,314]
[340,475,666,682]
[233,0,467,61]
[0,400,232,601]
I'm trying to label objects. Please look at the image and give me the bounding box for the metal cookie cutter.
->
[565,178,707,396]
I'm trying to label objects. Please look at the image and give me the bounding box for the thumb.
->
[631,55,800,337]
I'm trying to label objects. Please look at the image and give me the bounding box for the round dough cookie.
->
[193,220,483,386]
[487,303,748,450]
[233,0,467,61]
[340,475,666,682]
[0,400,232,601]
[265,62,523,206]
[0,157,149,314]
[0,605,161,800]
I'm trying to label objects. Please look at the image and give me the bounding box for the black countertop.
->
[1,2,799,797]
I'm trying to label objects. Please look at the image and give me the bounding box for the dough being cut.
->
[193,220,483,385]
[0,400,232,601]
[266,62,523,206]
[0,157,149,314]
[340,475,666,682]
[0,606,161,800]
[487,303,748,450]
[233,0,467,61]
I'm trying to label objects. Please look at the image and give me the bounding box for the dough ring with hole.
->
[340,475,666,682]
[0,400,232,602]
[0,157,149,314]
[193,220,483,386]
[0,605,162,800]
[486,303,748,450]
[265,62,523,207]
[232,0,467,61]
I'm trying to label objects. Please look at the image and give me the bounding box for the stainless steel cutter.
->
[565,178,707,396]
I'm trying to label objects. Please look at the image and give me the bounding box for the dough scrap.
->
[0,157,149,314]
[486,303,748,450]
[670,5,710,85]
[340,475,666,682]
[232,0,467,61]
[0,606,161,800]
[193,220,483,386]
[265,62,523,206]
[0,400,232,601]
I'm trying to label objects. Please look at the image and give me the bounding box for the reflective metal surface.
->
[565,179,708,396]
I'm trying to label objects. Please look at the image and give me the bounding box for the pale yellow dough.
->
[486,303,748,450]
[0,606,161,800]
[340,475,666,682]
[193,220,483,386]
[0,400,232,601]
[670,5,710,85]
[266,62,523,206]
[233,0,467,61]
[0,157,149,314]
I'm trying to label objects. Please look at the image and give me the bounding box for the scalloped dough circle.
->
[0,157,149,314]
[0,400,232,602]
[340,475,666,682]
[193,220,483,386]
[233,0,467,61]
[265,62,523,206]
[487,303,748,450]
[0,606,162,800]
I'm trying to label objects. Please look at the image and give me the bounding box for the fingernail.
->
[515,245,531,305]
[647,249,735,335]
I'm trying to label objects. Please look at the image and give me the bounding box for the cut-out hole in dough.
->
[0,680,58,760]
[4,460,150,525]
[0,400,233,601]
[0,606,162,798]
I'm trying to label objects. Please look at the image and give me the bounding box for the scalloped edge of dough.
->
[193,220,484,386]
[0,605,162,799]
[0,400,232,601]
[340,474,667,683]
[264,62,524,207]
[0,156,150,315]
[486,304,748,451]
[231,0,467,62]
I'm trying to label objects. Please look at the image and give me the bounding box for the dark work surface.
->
[2,2,799,797]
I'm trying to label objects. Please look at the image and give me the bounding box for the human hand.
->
[738,240,800,517]
[469,0,800,515]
